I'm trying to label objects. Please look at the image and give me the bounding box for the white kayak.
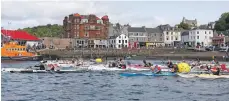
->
[84,64,171,71]
[2,68,87,73]
[178,73,229,79]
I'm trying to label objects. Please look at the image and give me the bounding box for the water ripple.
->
[2,61,229,101]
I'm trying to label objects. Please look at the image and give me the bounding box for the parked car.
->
[219,47,229,52]
[205,46,221,51]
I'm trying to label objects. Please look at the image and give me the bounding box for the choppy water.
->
[2,61,229,101]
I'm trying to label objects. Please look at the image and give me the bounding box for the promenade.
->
[38,48,229,61]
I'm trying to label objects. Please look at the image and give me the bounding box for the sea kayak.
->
[178,73,229,79]
[1,68,87,73]
[119,72,177,77]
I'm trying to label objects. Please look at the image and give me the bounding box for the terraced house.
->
[145,27,164,48]
[128,26,148,48]
[108,23,129,49]
[158,24,183,47]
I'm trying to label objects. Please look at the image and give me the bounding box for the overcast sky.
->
[1,1,229,30]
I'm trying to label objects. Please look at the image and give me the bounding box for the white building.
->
[163,30,181,46]
[181,29,213,47]
[109,34,129,49]
[94,40,108,48]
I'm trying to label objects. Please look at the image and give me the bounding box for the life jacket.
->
[153,65,161,73]
[211,67,217,71]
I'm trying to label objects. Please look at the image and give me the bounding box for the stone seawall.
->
[39,49,229,61]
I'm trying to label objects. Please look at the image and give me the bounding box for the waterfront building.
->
[1,29,40,47]
[63,13,109,48]
[157,24,182,47]
[128,26,148,48]
[212,31,229,47]
[145,27,164,48]
[181,29,213,47]
[109,34,129,49]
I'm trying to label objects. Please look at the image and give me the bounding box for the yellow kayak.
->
[178,74,229,79]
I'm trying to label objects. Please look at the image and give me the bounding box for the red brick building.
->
[63,13,109,40]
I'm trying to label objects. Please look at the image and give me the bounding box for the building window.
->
[122,40,124,43]
[175,37,178,40]
[197,31,199,34]
[209,31,211,34]
[119,40,121,43]
[194,36,195,39]
[171,32,173,35]
[166,32,169,35]
[205,36,207,39]
[197,36,199,39]
[136,33,138,36]
[166,38,169,40]
[77,32,79,37]
[137,38,138,41]
[119,36,121,38]
[74,19,77,23]
[155,34,156,36]
[171,36,173,40]
[90,25,95,29]
[77,19,80,23]
[125,40,127,43]
[205,31,206,34]
[119,45,120,48]
[85,32,89,37]
[160,38,162,41]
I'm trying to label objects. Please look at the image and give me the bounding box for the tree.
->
[20,24,64,37]
[178,22,190,30]
[214,12,229,31]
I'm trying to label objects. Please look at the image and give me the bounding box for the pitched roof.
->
[157,24,172,31]
[1,30,40,41]
[181,31,189,36]
[128,27,146,32]
[145,28,162,33]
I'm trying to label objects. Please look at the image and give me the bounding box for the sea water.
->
[1,61,229,101]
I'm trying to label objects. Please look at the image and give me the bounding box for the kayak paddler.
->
[143,60,151,67]
[211,66,220,75]
[171,64,178,73]
[167,60,173,68]
[151,65,161,74]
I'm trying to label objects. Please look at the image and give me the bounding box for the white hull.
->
[178,74,229,79]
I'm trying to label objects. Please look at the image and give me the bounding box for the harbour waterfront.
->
[39,48,229,61]
[2,61,229,101]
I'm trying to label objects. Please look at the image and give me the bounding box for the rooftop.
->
[1,30,40,41]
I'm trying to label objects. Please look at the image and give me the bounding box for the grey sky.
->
[1,1,229,29]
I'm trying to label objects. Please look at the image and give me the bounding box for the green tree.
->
[214,12,229,31]
[19,24,64,37]
[178,22,191,30]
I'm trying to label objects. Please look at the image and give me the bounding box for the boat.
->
[178,73,229,79]
[119,72,177,77]
[1,41,42,61]
[2,69,87,73]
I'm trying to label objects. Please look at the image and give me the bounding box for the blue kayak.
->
[120,72,177,77]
